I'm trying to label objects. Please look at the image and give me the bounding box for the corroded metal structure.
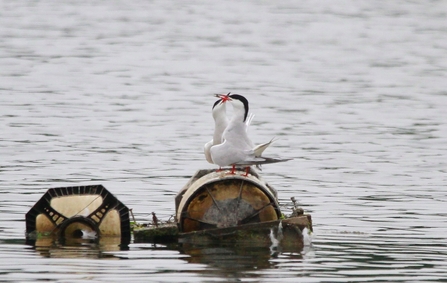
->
[26,184,130,246]
[175,168,281,233]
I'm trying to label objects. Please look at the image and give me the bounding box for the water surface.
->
[1,0,447,282]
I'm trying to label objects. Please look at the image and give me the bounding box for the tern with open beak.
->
[210,93,291,175]
[204,92,254,166]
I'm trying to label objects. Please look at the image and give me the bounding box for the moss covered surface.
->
[133,224,179,243]
[133,215,311,248]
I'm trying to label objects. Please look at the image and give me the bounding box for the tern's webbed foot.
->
[230,165,236,175]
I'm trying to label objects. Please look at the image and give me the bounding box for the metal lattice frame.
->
[25,184,130,245]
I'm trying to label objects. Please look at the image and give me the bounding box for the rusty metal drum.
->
[175,169,281,233]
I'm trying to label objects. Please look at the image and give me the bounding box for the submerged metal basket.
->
[26,184,130,245]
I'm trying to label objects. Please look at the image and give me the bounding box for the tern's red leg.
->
[229,165,236,174]
[243,166,250,177]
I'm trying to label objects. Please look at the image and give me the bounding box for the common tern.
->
[204,93,254,166]
[204,94,230,164]
[210,94,291,175]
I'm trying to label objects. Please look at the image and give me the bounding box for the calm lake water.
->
[1,0,447,282]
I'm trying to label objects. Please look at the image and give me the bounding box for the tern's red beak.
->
[215,92,231,102]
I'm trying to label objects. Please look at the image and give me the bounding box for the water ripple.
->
[1,0,447,282]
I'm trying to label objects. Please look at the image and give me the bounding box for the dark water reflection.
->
[28,236,301,269]
[16,230,447,282]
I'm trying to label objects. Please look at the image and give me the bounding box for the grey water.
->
[1,0,447,282]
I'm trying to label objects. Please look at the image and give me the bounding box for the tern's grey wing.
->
[234,156,292,166]
[223,121,254,150]
[210,139,251,167]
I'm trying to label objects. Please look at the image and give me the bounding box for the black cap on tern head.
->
[229,94,249,122]
[212,99,221,109]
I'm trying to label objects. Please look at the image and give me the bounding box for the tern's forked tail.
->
[253,137,278,157]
